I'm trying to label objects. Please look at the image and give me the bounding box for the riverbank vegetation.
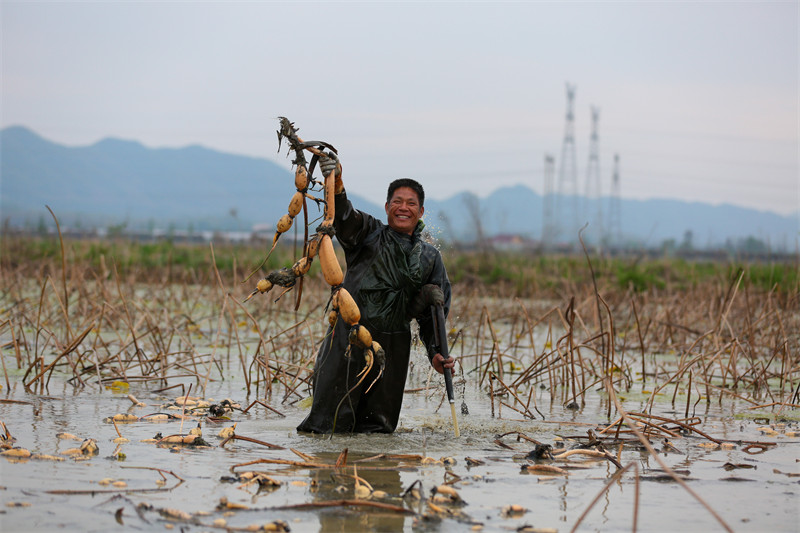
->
[4,235,797,297]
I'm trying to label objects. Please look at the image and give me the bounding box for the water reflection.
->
[306,455,408,532]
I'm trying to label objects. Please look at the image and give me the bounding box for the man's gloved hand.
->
[421,284,444,307]
[319,151,344,194]
[406,284,445,319]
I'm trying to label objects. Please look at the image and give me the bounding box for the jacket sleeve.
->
[415,249,452,362]
[333,190,382,251]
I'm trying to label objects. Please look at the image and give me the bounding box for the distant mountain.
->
[2,126,797,249]
[422,186,798,249]
[0,125,376,233]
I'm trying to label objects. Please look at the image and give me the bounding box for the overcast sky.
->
[2,1,798,216]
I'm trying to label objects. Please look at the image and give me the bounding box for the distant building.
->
[490,234,538,251]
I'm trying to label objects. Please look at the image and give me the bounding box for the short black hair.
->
[387,178,425,207]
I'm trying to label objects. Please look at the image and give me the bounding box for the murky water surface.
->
[1,365,798,533]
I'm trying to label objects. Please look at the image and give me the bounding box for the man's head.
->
[385,178,425,235]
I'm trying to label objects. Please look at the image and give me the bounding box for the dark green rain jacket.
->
[297,190,451,434]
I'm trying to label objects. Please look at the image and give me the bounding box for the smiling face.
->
[385,186,424,235]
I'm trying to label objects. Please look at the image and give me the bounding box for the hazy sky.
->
[2,1,798,215]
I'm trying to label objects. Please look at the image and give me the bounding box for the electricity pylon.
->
[584,106,602,245]
[607,153,622,248]
[556,83,579,244]
[542,153,556,247]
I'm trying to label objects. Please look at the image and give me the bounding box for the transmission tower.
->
[556,83,579,243]
[607,153,622,248]
[542,153,556,247]
[584,106,602,245]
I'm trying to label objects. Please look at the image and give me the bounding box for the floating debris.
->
[432,484,462,503]
[1,448,31,458]
[80,438,99,455]
[217,425,236,439]
[156,434,209,446]
[104,414,138,423]
[31,454,64,461]
[520,464,569,476]
[501,504,527,517]
[526,444,554,461]
[127,394,146,407]
[158,507,193,521]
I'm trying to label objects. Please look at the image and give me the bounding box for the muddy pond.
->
[1,271,798,532]
[2,362,798,533]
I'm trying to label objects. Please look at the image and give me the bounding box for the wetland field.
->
[0,237,798,532]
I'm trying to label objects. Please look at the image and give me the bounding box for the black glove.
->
[406,284,444,319]
[422,284,444,307]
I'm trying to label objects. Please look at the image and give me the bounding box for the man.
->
[297,154,454,434]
